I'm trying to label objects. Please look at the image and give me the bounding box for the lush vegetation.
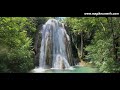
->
[0,17,120,73]
[63,17,120,73]
[0,17,49,72]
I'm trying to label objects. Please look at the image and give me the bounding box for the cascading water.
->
[32,19,74,72]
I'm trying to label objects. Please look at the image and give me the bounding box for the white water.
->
[33,19,74,72]
[32,68,46,73]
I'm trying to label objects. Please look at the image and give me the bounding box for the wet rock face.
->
[34,25,42,67]
[37,19,74,69]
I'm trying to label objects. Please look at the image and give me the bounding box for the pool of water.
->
[31,66,99,73]
[45,66,98,73]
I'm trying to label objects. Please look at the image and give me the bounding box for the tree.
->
[64,17,120,73]
[85,17,120,73]
[0,17,36,72]
[64,17,97,62]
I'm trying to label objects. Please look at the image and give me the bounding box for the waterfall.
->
[38,19,73,70]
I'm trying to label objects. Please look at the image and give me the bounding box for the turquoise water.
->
[43,66,99,73]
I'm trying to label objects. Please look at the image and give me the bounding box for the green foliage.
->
[64,17,120,73]
[64,17,97,60]
[85,17,120,73]
[85,31,113,70]
[0,17,35,73]
[0,17,51,72]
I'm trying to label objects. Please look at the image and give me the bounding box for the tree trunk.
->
[80,31,83,60]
